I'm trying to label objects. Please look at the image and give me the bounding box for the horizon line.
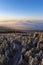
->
[0,17,43,21]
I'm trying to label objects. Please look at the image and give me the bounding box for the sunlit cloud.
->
[0,19,43,30]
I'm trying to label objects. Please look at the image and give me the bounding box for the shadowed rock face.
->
[21,32,43,65]
[0,32,43,65]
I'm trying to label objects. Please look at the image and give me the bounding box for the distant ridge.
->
[0,26,43,33]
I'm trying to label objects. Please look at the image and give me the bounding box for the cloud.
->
[0,20,43,30]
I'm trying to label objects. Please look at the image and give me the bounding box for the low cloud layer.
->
[0,20,43,30]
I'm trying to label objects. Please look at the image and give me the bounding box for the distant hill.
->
[0,26,15,33]
[0,26,43,33]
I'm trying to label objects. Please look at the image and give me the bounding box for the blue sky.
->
[0,0,43,30]
[0,0,43,19]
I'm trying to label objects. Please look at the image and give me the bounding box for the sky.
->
[0,0,43,20]
[0,0,43,30]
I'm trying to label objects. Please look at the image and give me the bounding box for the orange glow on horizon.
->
[0,17,43,21]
